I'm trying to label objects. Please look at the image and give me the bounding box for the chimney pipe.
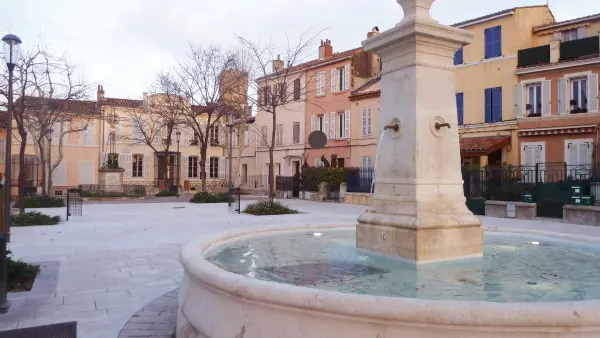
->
[97,85,105,101]
[319,39,333,60]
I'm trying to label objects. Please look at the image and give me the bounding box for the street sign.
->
[308,131,327,149]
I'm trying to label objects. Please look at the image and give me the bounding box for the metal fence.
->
[347,167,373,193]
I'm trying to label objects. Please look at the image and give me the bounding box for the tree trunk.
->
[38,138,47,196]
[18,134,27,213]
[200,143,208,192]
[269,112,276,201]
[235,125,245,186]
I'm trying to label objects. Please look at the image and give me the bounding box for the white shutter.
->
[323,113,329,136]
[558,78,568,115]
[344,64,350,90]
[244,127,249,146]
[53,161,67,186]
[533,146,542,165]
[523,145,533,166]
[588,74,599,112]
[577,26,587,39]
[579,143,591,165]
[541,80,551,116]
[219,157,225,179]
[567,142,577,166]
[514,84,524,118]
[183,156,189,179]
[311,115,316,132]
[183,128,190,146]
[120,154,132,178]
[331,69,337,93]
[143,154,150,178]
[330,112,335,139]
[344,110,350,138]
[316,73,321,95]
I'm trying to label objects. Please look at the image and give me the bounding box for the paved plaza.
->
[2,199,600,337]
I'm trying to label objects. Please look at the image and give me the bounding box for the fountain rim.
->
[180,223,600,328]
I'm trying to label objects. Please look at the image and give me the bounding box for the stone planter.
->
[485,200,536,219]
[344,192,372,206]
[563,205,600,226]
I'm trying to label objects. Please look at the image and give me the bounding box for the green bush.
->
[323,168,348,188]
[7,250,39,292]
[244,200,298,216]
[155,190,178,197]
[300,167,329,192]
[189,191,229,204]
[12,211,61,226]
[14,195,65,208]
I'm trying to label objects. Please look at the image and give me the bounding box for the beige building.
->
[348,77,380,170]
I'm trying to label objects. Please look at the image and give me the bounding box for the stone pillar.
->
[339,182,347,202]
[357,0,483,262]
[550,32,561,64]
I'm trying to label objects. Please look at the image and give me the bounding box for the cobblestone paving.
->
[118,289,177,338]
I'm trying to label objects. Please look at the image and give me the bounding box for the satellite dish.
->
[308,131,327,149]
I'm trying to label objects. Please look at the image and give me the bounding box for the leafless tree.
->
[238,31,321,200]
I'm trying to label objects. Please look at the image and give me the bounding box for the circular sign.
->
[308,131,327,149]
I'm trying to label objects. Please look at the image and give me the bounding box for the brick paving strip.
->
[118,288,178,338]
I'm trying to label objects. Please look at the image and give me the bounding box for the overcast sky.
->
[2,0,599,100]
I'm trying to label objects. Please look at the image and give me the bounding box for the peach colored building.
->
[348,77,380,169]
[515,14,600,168]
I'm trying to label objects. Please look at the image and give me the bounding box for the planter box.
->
[563,204,600,226]
[485,200,536,219]
[344,192,372,206]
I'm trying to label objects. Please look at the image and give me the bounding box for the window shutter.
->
[514,85,524,118]
[456,93,464,125]
[558,78,568,115]
[567,142,577,166]
[331,69,337,93]
[495,26,502,57]
[219,157,225,179]
[183,128,190,146]
[577,26,587,39]
[541,80,551,116]
[484,28,492,59]
[183,156,189,179]
[311,115,316,132]
[523,146,533,166]
[362,108,367,136]
[588,74,599,112]
[344,64,350,90]
[143,155,150,178]
[484,89,492,123]
[344,110,350,138]
[323,113,329,137]
[124,155,132,178]
[493,88,502,122]
[533,145,542,165]
[579,143,591,165]
[329,112,335,139]
[454,48,463,65]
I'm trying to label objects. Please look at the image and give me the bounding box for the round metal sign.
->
[308,131,327,149]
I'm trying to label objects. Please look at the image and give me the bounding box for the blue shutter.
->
[485,89,492,123]
[494,26,502,58]
[492,87,503,122]
[456,93,464,126]
[454,48,463,65]
[484,28,492,59]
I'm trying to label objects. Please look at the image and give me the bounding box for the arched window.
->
[132,154,144,177]
[188,156,199,178]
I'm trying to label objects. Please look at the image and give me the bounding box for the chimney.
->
[143,92,149,106]
[319,39,333,60]
[272,54,284,72]
[367,26,380,39]
[97,85,105,101]
[550,32,561,64]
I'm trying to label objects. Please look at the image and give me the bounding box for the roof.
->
[102,98,143,108]
[460,135,511,156]
[19,96,98,115]
[258,47,362,81]
[534,12,600,32]
[452,6,552,28]
[349,76,381,101]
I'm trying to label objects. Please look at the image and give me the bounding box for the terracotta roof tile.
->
[101,98,144,108]
[20,96,98,115]
[460,136,511,156]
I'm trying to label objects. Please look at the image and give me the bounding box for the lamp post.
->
[175,128,181,197]
[1,33,22,315]
[48,129,53,195]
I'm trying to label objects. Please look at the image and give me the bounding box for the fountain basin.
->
[177,224,600,338]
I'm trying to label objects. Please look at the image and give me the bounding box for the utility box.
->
[523,193,534,203]
[581,195,594,206]
[571,196,583,205]
[570,185,582,197]
[506,202,516,218]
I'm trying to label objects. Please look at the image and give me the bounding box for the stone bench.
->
[563,205,600,226]
[485,200,536,219]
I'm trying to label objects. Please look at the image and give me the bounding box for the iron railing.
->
[518,45,550,67]
[347,167,373,193]
[560,36,600,61]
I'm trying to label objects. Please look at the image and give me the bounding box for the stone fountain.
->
[177,1,600,337]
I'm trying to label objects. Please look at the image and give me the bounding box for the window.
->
[527,83,542,116]
[361,156,373,171]
[263,86,271,105]
[260,126,268,146]
[484,26,502,59]
[244,126,249,147]
[571,77,588,112]
[293,122,300,144]
[132,154,143,178]
[484,87,502,123]
[561,28,586,42]
[316,71,326,96]
[454,48,464,65]
[362,107,372,136]
[311,114,327,133]
[293,79,301,101]
[565,140,592,166]
[209,125,219,145]
[0,138,5,163]
[275,124,283,145]
[242,164,248,184]
[456,93,464,126]
[209,157,219,178]
[188,156,199,178]
[331,65,350,93]
[336,110,350,138]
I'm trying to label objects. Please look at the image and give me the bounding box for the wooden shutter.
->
[514,85,524,118]
[484,89,492,122]
[121,154,132,178]
[329,112,335,139]
[183,156,189,179]
[294,79,300,100]
[495,26,502,57]
[344,110,350,138]
[492,88,502,122]
[344,64,350,90]
[484,28,492,59]
[558,78,568,115]
[523,145,533,166]
[219,157,225,179]
[588,74,599,112]
[541,80,551,116]
[577,26,587,39]
[331,69,337,93]
[533,145,542,165]
[579,143,591,165]
[456,93,464,125]
[311,115,316,132]
[143,155,150,178]
[323,113,329,137]
[566,142,577,166]
[362,108,367,136]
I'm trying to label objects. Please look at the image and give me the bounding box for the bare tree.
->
[238,32,320,200]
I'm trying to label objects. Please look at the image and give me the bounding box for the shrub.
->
[14,195,65,208]
[155,190,178,197]
[323,168,348,188]
[189,191,229,204]
[300,167,329,192]
[244,200,298,216]
[12,211,61,226]
[7,250,39,292]
[190,186,197,191]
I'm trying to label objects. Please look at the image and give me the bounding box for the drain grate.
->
[0,321,77,338]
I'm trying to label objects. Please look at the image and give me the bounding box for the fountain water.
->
[177,1,600,337]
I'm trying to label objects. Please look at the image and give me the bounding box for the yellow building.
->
[453,5,555,167]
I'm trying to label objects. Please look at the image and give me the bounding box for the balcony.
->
[560,36,600,61]
[518,45,550,68]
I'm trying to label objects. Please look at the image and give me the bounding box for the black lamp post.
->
[48,129,53,195]
[175,128,181,197]
[1,33,22,315]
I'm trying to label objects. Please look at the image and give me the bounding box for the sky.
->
[2,0,599,100]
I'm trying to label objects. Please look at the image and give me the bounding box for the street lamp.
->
[175,128,181,197]
[1,33,22,315]
[48,129,53,195]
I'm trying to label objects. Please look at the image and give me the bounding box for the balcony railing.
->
[517,45,550,68]
[560,36,600,61]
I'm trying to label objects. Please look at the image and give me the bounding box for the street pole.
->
[228,119,233,208]
[177,139,180,198]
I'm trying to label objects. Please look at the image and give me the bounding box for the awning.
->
[460,136,511,156]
